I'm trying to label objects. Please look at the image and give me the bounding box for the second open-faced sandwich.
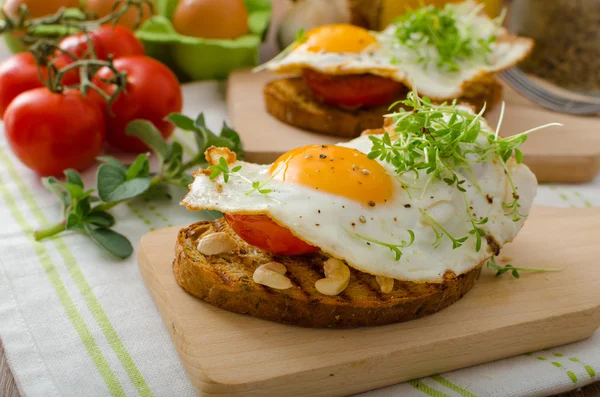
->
[261,0,533,138]
[175,89,552,328]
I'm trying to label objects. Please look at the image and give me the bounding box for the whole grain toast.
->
[173,218,483,328]
[263,75,502,138]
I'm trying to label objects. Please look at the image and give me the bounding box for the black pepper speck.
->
[404,204,411,208]
[319,154,327,159]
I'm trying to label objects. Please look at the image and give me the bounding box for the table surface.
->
[0,1,599,396]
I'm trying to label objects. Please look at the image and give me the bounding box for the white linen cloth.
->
[0,81,598,397]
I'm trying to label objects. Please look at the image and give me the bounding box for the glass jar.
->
[509,0,600,95]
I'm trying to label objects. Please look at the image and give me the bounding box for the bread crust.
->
[173,219,483,328]
[264,76,502,138]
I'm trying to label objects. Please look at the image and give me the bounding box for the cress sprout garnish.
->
[208,158,280,202]
[352,229,415,261]
[368,87,561,252]
[487,257,562,278]
[390,2,505,72]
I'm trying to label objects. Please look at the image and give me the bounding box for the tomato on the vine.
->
[224,213,320,255]
[0,52,77,119]
[93,56,182,153]
[57,25,145,84]
[59,25,145,61]
[4,87,106,176]
[302,68,404,109]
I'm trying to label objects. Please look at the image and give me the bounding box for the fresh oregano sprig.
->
[487,257,562,279]
[34,113,242,259]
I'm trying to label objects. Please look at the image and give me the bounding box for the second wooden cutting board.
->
[227,70,600,183]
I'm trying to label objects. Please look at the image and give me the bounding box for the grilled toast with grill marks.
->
[173,218,483,328]
[263,74,503,139]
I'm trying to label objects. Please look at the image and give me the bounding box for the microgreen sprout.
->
[419,208,467,249]
[209,157,280,202]
[352,229,415,261]
[487,257,562,278]
[369,87,561,251]
[390,1,503,72]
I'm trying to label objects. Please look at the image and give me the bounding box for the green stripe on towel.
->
[0,147,154,397]
[430,375,478,397]
[0,173,126,397]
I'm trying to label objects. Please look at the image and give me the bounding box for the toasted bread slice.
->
[264,75,502,138]
[173,218,483,328]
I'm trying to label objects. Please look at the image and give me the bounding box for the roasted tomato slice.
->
[302,68,404,109]
[224,213,319,256]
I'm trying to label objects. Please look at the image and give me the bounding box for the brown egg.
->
[3,0,80,19]
[84,0,155,30]
[172,0,249,39]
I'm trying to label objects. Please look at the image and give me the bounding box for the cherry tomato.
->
[224,214,319,256]
[57,25,145,84]
[302,68,404,109]
[84,0,155,31]
[4,87,106,176]
[2,0,79,19]
[92,56,182,153]
[0,52,76,119]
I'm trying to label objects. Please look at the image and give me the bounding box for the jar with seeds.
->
[508,0,600,95]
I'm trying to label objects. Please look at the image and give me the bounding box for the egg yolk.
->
[302,24,378,53]
[270,145,393,206]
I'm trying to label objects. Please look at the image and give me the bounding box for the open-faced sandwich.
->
[175,90,549,328]
[260,0,533,138]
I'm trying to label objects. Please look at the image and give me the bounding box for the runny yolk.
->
[270,145,393,206]
[302,24,378,53]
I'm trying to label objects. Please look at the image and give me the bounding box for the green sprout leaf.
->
[487,257,562,279]
[352,229,415,261]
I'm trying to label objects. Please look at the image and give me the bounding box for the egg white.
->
[182,109,537,283]
[264,1,533,100]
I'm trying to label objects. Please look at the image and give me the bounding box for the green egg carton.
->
[136,0,272,81]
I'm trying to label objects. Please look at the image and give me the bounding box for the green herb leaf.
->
[126,153,150,180]
[42,177,70,210]
[84,224,133,259]
[97,164,152,202]
[66,213,82,230]
[84,211,115,227]
[97,156,127,169]
[165,113,196,131]
[64,169,83,187]
[126,120,169,163]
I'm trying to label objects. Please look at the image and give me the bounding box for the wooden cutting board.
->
[138,206,600,397]
[227,70,600,183]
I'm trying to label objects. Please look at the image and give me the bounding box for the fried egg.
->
[182,108,537,283]
[264,1,533,100]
